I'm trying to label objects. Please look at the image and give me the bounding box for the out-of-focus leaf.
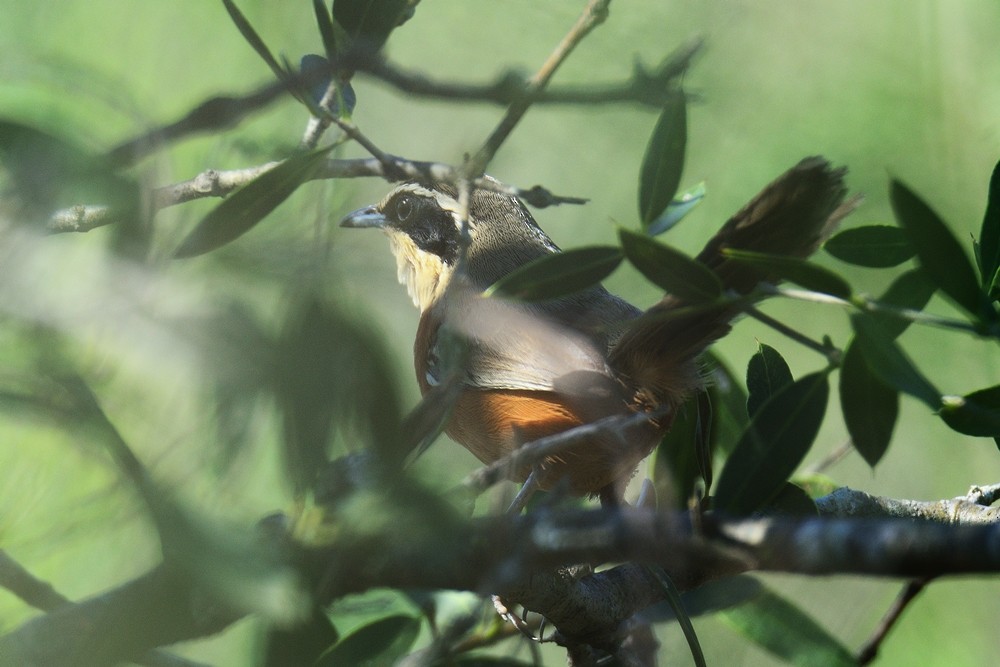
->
[872,269,937,340]
[703,351,749,455]
[450,659,536,667]
[792,472,839,499]
[653,397,708,509]
[175,145,333,258]
[839,339,898,467]
[639,90,687,227]
[714,371,829,515]
[746,343,792,417]
[764,482,818,516]
[978,160,1000,296]
[719,585,855,667]
[824,225,915,267]
[313,0,339,59]
[646,566,706,667]
[300,55,357,117]
[263,606,339,667]
[649,575,763,623]
[316,614,420,667]
[648,180,706,236]
[222,0,295,91]
[939,385,1000,437]
[620,228,723,303]
[333,0,412,49]
[485,246,622,301]
[722,249,852,299]
[851,315,941,410]
[890,178,987,319]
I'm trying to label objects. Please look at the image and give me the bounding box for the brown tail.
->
[609,157,859,404]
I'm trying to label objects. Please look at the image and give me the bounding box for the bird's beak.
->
[339,205,386,229]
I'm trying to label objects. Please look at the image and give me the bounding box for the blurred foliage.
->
[1,1,1000,666]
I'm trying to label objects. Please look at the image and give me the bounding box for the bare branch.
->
[815,486,1000,524]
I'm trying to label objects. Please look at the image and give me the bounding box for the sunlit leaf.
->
[746,343,792,417]
[175,145,333,258]
[890,178,987,319]
[648,180,706,236]
[851,315,941,410]
[620,228,723,303]
[873,269,937,340]
[719,585,855,667]
[722,248,852,299]
[639,90,687,227]
[485,246,623,301]
[939,385,1000,437]
[316,614,420,667]
[714,371,830,515]
[978,160,1000,296]
[839,340,898,467]
[824,225,915,267]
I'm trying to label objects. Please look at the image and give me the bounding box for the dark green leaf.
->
[316,614,420,667]
[890,178,986,319]
[873,269,937,340]
[649,575,763,622]
[264,607,339,667]
[839,340,898,467]
[746,343,793,417]
[648,181,706,236]
[851,315,941,410]
[714,372,830,515]
[722,249,853,298]
[765,482,819,516]
[646,566,706,667]
[639,91,687,227]
[620,228,723,303]
[653,397,708,509]
[978,160,1000,296]
[222,0,294,90]
[703,352,749,455]
[824,225,915,267]
[451,659,536,667]
[939,385,1000,437]
[175,146,332,258]
[719,585,855,667]
[485,246,622,301]
[333,0,411,49]
[313,0,339,59]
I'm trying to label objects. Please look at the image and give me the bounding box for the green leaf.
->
[873,269,937,340]
[978,160,1000,296]
[333,0,411,49]
[890,178,987,319]
[939,385,1000,437]
[722,249,852,298]
[175,146,332,258]
[639,90,687,227]
[316,614,420,667]
[485,246,623,301]
[851,315,941,410]
[619,227,723,303]
[703,352,750,456]
[646,566,707,667]
[719,585,856,667]
[263,607,339,667]
[839,340,898,467]
[313,0,339,59]
[653,397,709,508]
[714,371,830,515]
[451,659,536,667]
[824,225,915,267]
[765,482,819,516]
[746,343,793,417]
[222,0,295,92]
[648,181,706,236]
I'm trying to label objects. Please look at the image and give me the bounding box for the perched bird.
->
[341,157,856,505]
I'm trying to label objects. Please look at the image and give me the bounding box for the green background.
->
[1,1,999,664]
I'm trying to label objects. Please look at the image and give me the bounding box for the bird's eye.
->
[395,195,414,222]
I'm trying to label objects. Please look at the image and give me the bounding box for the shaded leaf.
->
[873,269,937,340]
[978,160,1000,296]
[939,385,1000,437]
[485,246,622,301]
[263,606,339,667]
[620,228,723,302]
[722,248,852,299]
[333,0,412,49]
[714,371,830,515]
[653,397,709,509]
[839,340,898,467]
[649,575,763,623]
[719,585,855,667]
[316,614,420,667]
[765,482,819,516]
[646,566,706,667]
[313,0,339,59]
[639,90,687,227]
[851,315,941,410]
[824,225,915,267]
[648,180,706,236]
[746,343,793,417]
[451,659,536,667]
[890,178,987,319]
[175,146,333,258]
[703,351,749,455]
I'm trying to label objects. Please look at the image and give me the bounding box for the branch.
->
[815,486,1000,524]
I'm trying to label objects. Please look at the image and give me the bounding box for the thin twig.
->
[805,440,853,475]
[966,482,1000,506]
[857,577,932,665]
[742,301,841,365]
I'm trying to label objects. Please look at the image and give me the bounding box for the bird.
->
[340,157,857,507]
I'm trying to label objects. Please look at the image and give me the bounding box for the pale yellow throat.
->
[387,232,452,312]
